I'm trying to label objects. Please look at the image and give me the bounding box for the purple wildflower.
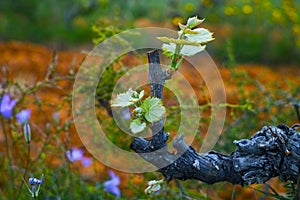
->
[16,109,31,124]
[29,177,43,186]
[66,147,92,167]
[104,170,121,197]
[0,94,16,118]
[27,174,44,198]
[66,148,84,162]
[81,157,92,167]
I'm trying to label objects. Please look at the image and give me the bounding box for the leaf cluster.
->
[157,16,214,70]
[112,89,165,133]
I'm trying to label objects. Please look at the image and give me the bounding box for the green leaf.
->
[186,16,204,29]
[162,44,175,58]
[185,28,214,44]
[162,43,206,57]
[130,119,146,134]
[111,89,134,107]
[157,37,202,46]
[111,89,144,107]
[141,97,165,123]
[180,44,206,56]
[162,43,176,56]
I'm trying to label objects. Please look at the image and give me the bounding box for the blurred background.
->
[1,0,300,64]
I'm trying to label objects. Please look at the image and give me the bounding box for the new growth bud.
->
[23,123,31,144]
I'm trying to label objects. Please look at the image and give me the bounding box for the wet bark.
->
[130,49,300,185]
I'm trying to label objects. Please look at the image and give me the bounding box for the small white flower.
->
[144,179,164,195]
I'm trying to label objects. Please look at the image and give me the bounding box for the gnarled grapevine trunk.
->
[130,49,300,186]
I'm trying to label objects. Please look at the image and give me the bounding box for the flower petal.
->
[108,170,120,185]
[66,148,84,162]
[0,94,17,119]
[105,185,120,197]
[104,170,121,197]
[81,157,92,167]
[16,109,31,124]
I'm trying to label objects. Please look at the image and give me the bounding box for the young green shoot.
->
[157,16,214,71]
[112,89,165,134]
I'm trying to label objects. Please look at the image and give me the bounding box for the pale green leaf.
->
[157,37,202,46]
[185,28,214,44]
[141,97,165,123]
[162,43,176,57]
[186,16,204,29]
[111,89,134,107]
[130,119,146,134]
[112,89,144,107]
[162,43,206,57]
[180,45,206,56]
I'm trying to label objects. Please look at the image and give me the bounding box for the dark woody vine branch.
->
[130,49,300,186]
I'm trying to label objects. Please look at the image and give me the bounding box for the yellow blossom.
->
[224,6,239,16]
[172,17,184,26]
[184,3,195,12]
[272,10,284,24]
[242,5,253,15]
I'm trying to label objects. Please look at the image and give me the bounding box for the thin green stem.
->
[170,32,185,70]
[174,56,185,70]
[16,143,31,200]
[175,180,192,200]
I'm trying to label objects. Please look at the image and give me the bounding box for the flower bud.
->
[29,177,43,185]
[23,123,31,144]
